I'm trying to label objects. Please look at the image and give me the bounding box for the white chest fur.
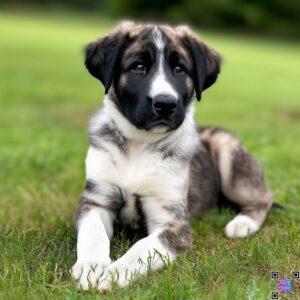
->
[86,143,188,228]
[87,141,188,197]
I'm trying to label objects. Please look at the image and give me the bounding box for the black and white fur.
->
[71,22,273,292]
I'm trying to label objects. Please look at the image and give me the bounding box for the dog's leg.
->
[209,130,273,238]
[97,200,191,291]
[71,182,122,290]
[201,128,273,238]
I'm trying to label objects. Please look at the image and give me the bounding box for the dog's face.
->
[85,22,221,131]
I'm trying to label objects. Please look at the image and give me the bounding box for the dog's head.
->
[85,22,221,131]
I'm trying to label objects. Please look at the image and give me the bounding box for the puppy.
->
[71,22,273,291]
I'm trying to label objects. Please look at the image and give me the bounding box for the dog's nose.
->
[152,94,177,117]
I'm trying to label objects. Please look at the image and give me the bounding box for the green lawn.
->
[0,10,300,300]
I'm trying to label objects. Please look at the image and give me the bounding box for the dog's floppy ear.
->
[85,22,133,94]
[179,27,221,101]
[189,39,221,101]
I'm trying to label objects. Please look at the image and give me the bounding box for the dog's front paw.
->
[97,260,139,293]
[225,215,259,238]
[71,260,111,290]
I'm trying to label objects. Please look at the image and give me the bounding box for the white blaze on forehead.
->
[152,26,165,50]
[149,27,178,100]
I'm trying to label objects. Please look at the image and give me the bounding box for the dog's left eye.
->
[131,64,147,75]
[173,65,184,75]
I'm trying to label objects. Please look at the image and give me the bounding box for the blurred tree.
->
[107,0,300,36]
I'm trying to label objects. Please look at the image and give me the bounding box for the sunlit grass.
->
[0,10,300,299]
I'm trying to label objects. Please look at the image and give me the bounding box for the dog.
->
[71,22,273,292]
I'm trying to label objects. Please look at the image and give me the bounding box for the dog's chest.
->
[111,146,154,228]
[87,138,187,227]
[96,144,172,227]
[104,143,168,194]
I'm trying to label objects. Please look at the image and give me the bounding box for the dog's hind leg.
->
[201,127,273,238]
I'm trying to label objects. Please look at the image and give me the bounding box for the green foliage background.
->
[1,0,299,36]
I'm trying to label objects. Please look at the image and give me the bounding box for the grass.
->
[0,9,300,300]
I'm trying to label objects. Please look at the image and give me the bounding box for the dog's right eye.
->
[131,64,147,75]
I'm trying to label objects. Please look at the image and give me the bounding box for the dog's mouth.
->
[145,119,171,129]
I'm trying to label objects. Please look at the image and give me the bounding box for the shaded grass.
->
[0,9,300,300]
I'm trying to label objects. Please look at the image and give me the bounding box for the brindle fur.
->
[188,126,272,225]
